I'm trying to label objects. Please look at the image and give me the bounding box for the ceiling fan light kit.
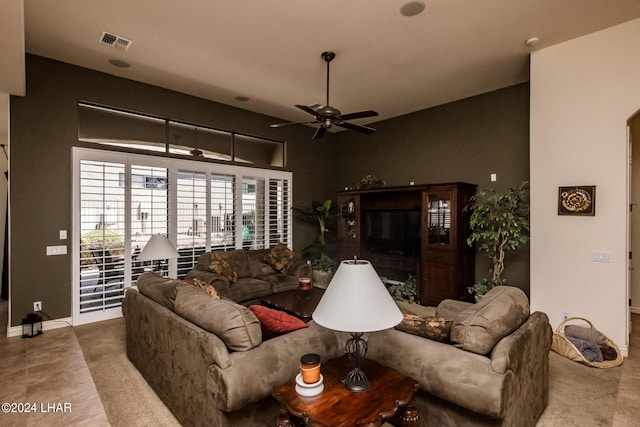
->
[270,51,379,139]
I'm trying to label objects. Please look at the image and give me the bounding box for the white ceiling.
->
[3,1,640,128]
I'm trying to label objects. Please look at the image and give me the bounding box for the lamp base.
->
[343,332,370,392]
[343,367,370,392]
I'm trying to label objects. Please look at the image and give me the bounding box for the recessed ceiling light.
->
[235,96,250,102]
[400,1,426,17]
[525,37,540,47]
[109,59,130,68]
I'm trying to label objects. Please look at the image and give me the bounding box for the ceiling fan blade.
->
[270,120,318,128]
[295,104,321,117]
[312,126,327,139]
[337,110,379,121]
[335,121,377,135]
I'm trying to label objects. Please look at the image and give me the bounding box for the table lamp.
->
[138,234,180,273]
[312,259,402,392]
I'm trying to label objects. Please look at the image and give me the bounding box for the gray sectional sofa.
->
[123,262,552,427]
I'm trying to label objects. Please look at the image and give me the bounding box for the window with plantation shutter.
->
[210,173,236,250]
[268,178,290,246]
[78,160,126,317]
[242,176,266,249]
[73,148,292,325]
[175,170,207,277]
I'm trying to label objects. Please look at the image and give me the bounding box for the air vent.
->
[99,31,132,50]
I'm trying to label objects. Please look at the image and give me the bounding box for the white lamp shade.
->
[312,260,403,333]
[137,234,180,261]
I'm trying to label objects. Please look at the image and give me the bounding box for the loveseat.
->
[123,267,551,427]
[184,246,312,304]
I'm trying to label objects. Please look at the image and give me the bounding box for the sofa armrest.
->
[209,322,342,412]
[185,269,231,294]
[490,311,552,374]
[489,311,552,423]
[286,260,312,278]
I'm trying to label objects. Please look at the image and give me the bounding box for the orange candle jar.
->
[300,353,321,384]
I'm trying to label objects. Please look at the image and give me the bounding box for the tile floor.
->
[1,299,639,426]
[0,300,109,426]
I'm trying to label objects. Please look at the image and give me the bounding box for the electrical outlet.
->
[33,301,42,312]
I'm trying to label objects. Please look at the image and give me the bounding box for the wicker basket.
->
[551,317,623,368]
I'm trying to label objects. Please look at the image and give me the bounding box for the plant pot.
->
[312,269,333,289]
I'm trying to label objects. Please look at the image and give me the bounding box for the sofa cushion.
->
[174,285,262,351]
[264,243,297,273]
[136,271,186,311]
[395,314,452,343]
[247,249,278,277]
[207,252,239,283]
[223,277,273,303]
[249,305,308,337]
[450,285,529,355]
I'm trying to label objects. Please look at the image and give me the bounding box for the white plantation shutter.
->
[242,176,265,249]
[73,148,292,325]
[268,178,291,246]
[131,164,170,277]
[78,159,126,319]
[176,170,207,277]
[210,174,236,250]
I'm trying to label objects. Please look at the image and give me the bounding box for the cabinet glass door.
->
[427,194,451,245]
[341,198,357,239]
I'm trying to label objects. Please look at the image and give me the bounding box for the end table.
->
[273,356,420,427]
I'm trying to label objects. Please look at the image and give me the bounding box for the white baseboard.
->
[6,317,73,338]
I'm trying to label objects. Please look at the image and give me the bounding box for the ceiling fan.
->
[271,51,379,139]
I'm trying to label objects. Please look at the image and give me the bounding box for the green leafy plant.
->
[466,181,530,296]
[387,275,417,304]
[312,254,338,272]
[292,199,335,259]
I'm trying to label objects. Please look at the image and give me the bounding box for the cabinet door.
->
[424,190,454,247]
[337,194,360,260]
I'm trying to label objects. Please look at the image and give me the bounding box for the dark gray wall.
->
[9,55,529,326]
[330,84,531,293]
[8,55,336,326]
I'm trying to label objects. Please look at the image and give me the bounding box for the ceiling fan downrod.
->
[321,51,335,109]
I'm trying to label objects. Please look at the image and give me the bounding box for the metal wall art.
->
[558,186,596,216]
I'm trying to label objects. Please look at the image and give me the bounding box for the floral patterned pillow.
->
[395,314,452,343]
[207,252,238,283]
[264,243,297,273]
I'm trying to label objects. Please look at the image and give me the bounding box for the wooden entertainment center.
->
[336,182,477,306]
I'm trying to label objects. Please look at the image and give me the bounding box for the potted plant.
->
[311,254,338,289]
[292,199,338,287]
[466,181,530,299]
[387,275,417,304]
[292,199,334,258]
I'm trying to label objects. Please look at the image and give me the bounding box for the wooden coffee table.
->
[260,288,325,322]
[273,355,420,427]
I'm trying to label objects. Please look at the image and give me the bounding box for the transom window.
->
[78,102,285,168]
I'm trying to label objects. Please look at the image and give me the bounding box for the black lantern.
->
[21,312,43,338]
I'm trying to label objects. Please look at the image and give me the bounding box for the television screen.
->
[364,209,421,257]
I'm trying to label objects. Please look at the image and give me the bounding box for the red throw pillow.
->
[249,305,308,337]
